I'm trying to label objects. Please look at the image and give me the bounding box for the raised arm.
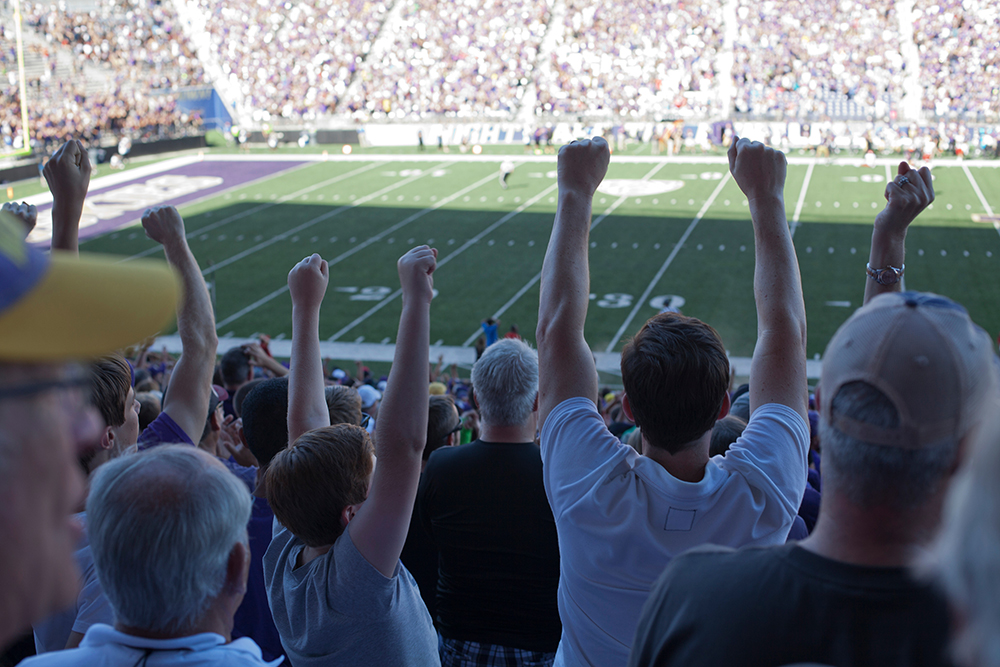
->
[728,137,807,421]
[536,137,610,426]
[44,139,92,254]
[351,246,435,577]
[142,205,218,443]
[287,254,331,443]
[244,341,289,378]
[864,161,934,304]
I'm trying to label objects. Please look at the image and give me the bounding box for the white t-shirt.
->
[20,624,279,666]
[540,397,808,667]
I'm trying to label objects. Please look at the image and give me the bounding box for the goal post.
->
[1,0,32,160]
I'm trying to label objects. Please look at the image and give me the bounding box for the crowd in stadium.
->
[1,0,998,149]
[2,134,1000,667]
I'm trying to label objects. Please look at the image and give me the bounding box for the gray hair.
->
[471,338,538,427]
[821,381,959,510]
[87,445,252,634]
[930,413,1000,667]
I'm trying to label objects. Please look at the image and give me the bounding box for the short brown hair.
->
[426,395,458,461]
[264,424,373,547]
[620,313,730,454]
[325,385,362,426]
[90,354,132,428]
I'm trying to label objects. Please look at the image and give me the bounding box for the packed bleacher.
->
[3,132,1000,667]
[535,0,723,118]
[342,0,550,119]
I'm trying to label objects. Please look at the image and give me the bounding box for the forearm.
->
[288,306,329,442]
[50,204,81,254]
[864,225,906,304]
[750,197,807,415]
[377,299,430,458]
[259,354,289,377]
[163,241,217,358]
[537,190,593,342]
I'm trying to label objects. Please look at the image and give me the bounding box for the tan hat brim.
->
[0,251,179,361]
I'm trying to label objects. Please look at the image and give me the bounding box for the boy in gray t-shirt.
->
[262,249,441,666]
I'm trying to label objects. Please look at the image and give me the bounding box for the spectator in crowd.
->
[535,136,809,666]
[418,338,561,665]
[136,391,161,432]
[481,317,500,347]
[0,204,177,648]
[220,346,255,417]
[20,446,277,666]
[401,393,462,623]
[708,415,747,457]
[263,249,439,665]
[627,161,998,667]
[357,383,381,434]
[325,384,363,426]
[930,413,1000,667]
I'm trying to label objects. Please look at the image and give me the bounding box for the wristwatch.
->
[866,263,905,285]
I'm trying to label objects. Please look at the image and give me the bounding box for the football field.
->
[36,152,1000,370]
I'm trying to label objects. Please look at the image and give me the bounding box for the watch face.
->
[879,268,899,285]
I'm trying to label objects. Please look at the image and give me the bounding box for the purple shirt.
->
[137,411,194,450]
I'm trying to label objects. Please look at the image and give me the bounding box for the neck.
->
[799,488,943,567]
[116,599,234,643]
[643,434,710,483]
[479,418,536,444]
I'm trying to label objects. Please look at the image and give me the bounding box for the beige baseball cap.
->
[821,291,999,449]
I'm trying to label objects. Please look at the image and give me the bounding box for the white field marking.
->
[790,162,815,237]
[885,163,893,184]
[213,168,497,329]
[203,162,452,277]
[605,172,733,353]
[961,165,999,239]
[458,162,670,347]
[122,162,381,261]
[328,183,561,342]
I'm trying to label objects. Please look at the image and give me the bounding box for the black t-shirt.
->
[417,440,561,652]
[629,544,952,667]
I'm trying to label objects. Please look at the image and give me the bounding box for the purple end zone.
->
[31,159,307,248]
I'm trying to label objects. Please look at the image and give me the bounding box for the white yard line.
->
[214,169,500,330]
[124,162,382,260]
[202,162,452,277]
[327,183,560,341]
[789,162,814,238]
[884,162,893,185]
[459,161,669,347]
[604,172,732,353]
[961,165,1000,239]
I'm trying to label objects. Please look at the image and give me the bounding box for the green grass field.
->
[75,155,1000,364]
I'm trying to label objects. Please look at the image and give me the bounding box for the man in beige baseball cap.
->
[0,207,178,649]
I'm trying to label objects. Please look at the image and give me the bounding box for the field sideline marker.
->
[326,182,562,342]
[961,165,999,239]
[123,162,383,261]
[459,161,669,347]
[605,172,733,353]
[790,162,814,237]
[214,167,501,329]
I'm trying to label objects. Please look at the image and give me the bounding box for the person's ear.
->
[532,393,539,413]
[340,503,361,528]
[101,426,115,451]
[621,393,634,422]
[814,384,822,414]
[225,541,250,595]
[717,392,731,420]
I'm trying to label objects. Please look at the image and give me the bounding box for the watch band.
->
[866,263,905,285]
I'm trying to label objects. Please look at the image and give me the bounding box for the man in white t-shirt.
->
[534,136,809,667]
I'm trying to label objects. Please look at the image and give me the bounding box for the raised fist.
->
[728,136,787,204]
[874,162,934,236]
[141,205,187,249]
[557,137,610,198]
[397,245,437,305]
[1,201,37,236]
[288,253,329,311]
[43,140,91,208]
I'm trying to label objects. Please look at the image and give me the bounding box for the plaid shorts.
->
[440,637,557,667]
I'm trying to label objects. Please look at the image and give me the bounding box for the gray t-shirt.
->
[263,521,439,667]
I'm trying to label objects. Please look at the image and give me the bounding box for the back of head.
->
[426,394,458,460]
[86,445,252,635]
[89,353,132,430]
[220,346,250,388]
[265,424,373,547]
[325,384,362,426]
[233,378,265,418]
[240,378,289,468]
[820,292,1000,510]
[710,415,747,458]
[620,312,730,454]
[471,337,538,427]
[136,391,161,432]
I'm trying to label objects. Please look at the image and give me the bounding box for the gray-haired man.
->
[418,338,561,666]
[21,446,280,666]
